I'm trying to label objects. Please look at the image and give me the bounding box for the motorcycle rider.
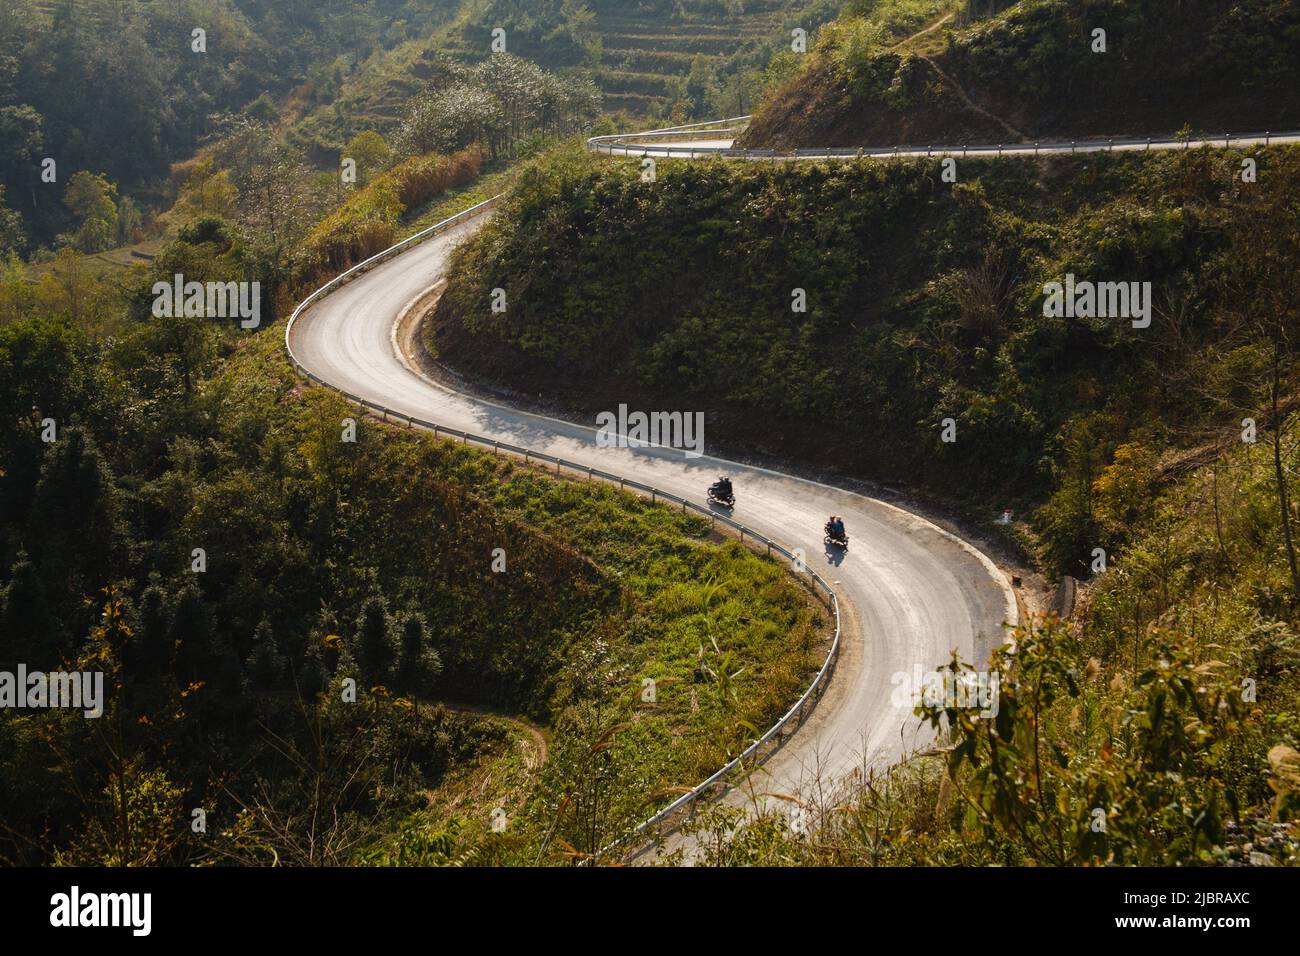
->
[827,515,846,539]
[711,476,733,499]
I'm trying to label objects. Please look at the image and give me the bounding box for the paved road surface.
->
[288,213,1016,857]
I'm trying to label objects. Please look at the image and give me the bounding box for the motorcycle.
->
[707,483,735,508]
[824,521,849,549]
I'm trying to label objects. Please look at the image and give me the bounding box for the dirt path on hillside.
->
[442,701,550,769]
[891,11,955,52]
[884,8,1026,142]
[918,52,1026,141]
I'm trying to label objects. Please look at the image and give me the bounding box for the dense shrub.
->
[299,146,482,279]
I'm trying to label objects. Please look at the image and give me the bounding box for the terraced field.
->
[26,0,814,126]
[594,2,789,114]
[437,0,807,117]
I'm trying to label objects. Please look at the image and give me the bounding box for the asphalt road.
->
[287,212,1017,854]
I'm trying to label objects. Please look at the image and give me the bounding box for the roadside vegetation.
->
[430,144,1296,566]
[689,429,1300,865]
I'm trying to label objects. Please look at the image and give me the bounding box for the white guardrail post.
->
[284,191,844,863]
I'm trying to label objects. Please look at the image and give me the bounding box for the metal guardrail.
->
[588,118,1300,162]
[284,195,843,863]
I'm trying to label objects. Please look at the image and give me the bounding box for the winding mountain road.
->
[286,198,1015,858]
[291,122,1300,856]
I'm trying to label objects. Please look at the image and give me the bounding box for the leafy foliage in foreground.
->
[685,437,1300,865]
[696,474,1300,866]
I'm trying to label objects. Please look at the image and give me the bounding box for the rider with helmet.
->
[709,476,734,505]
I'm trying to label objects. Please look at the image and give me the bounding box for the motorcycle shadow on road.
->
[824,542,846,567]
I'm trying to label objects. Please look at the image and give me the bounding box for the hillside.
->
[429,143,1298,574]
[739,0,1300,149]
[298,0,842,146]
[587,0,791,116]
[422,140,1300,870]
[0,0,468,243]
[0,136,826,865]
[1,0,854,249]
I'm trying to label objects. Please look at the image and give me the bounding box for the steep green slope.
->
[428,143,1298,575]
[0,263,824,867]
[739,0,1300,148]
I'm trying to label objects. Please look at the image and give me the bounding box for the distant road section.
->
[587,117,1300,160]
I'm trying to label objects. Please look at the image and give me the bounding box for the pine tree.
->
[355,593,395,686]
[26,426,123,629]
[135,578,171,675]
[245,617,287,694]
[396,610,442,694]
[0,550,58,666]
[170,584,213,687]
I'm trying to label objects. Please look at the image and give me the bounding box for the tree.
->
[170,583,214,687]
[0,184,25,256]
[48,247,92,323]
[245,617,288,694]
[1219,172,1300,597]
[343,131,391,184]
[63,171,120,253]
[395,610,442,695]
[26,427,124,629]
[134,578,172,677]
[397,85,504,158]
[0,316,88,565]
[0,551,57,666]
[220,127,323,317]
[174,158,238,221]
[355,594,396,686]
